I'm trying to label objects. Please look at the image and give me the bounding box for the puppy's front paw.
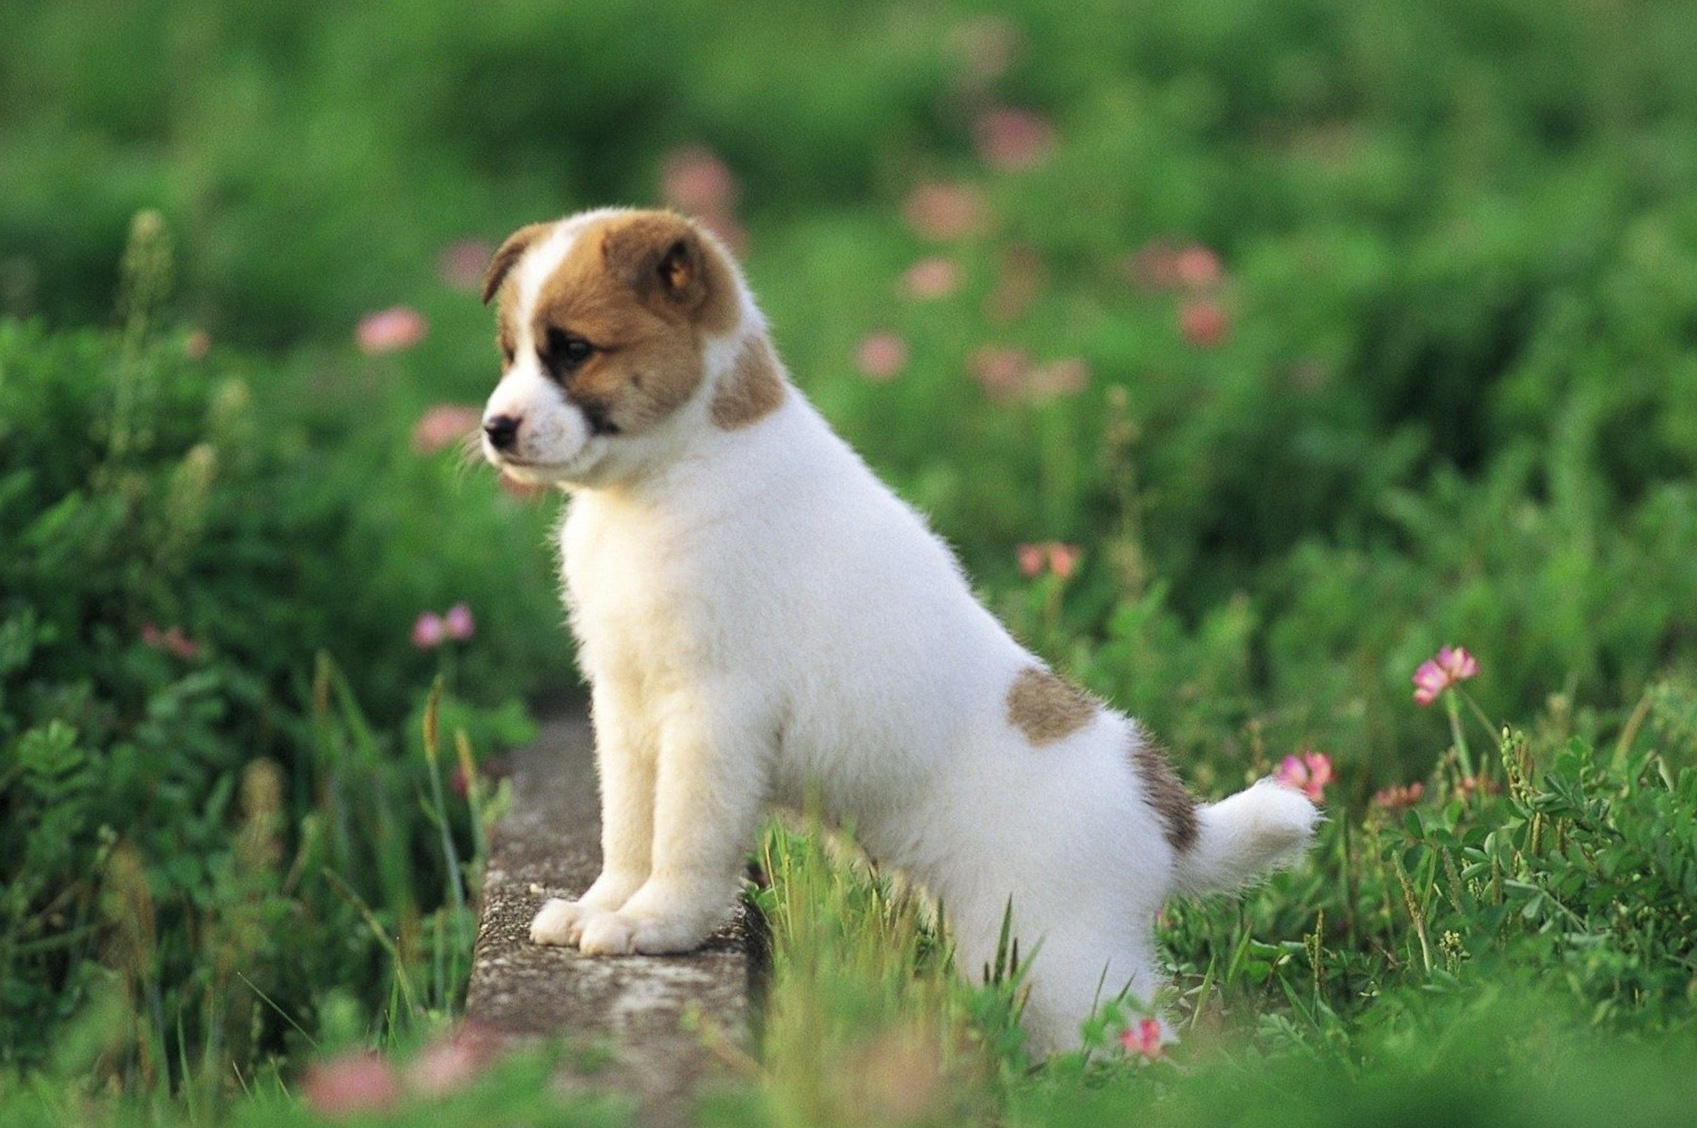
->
[577,911,639,955]
[576,908,714,956]
[530,898,594,946]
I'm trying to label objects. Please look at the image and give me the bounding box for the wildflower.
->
[902,181,989,241]
[412,611,445,650]
[1275,750,1333,802]
[444,603,476,641]
[141,623,200,660]
[183,329,211,360]
[1174,245,1223,289]
[660,146,739,217]
[405,1021,504,1097]
[302,1052,402,1117]
[1016,542,1080,580]
[660,147,747,254]
[412,404,482,455]
[436,239,495,292]
[1179,298,1229,347]
[899,256,963,300]
[973,106,1056,172]
[968,345,1033,400]
[1126,240,1226,293]
[1456,775,1500,800]
[1412,645,1479,706]
[1120,1017,1164,1060]
[855,333,909,381]
[1372,781,1424,810]
[357,306,428,355]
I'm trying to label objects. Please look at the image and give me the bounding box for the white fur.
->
[482,210,1318,1054]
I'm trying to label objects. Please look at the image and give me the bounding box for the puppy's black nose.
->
[483,414,520,451]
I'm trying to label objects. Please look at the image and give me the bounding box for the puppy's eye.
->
[499,341,515,366]
[544,327,595,373]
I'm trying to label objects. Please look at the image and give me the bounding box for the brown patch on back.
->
[1006,666,1097,745]
[1130,739,1198,852]
[711,334,786,429]
[525,211,741,434]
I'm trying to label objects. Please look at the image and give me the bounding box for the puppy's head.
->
[478,209,743,486]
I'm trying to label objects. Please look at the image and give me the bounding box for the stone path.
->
[465,715,764,1122]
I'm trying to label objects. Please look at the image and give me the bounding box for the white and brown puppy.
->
[478,207,1318,1054]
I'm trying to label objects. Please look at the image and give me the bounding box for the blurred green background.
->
[3,0,1697,1122]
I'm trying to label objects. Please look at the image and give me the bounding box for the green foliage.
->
[0,227,551,1099]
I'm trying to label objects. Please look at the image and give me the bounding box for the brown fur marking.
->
[711,334,787,429]
[1130,739,1198,852]
[1006,667,1097,745]
[481,222,551,306]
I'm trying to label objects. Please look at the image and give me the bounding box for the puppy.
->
[478,208,1318,1053]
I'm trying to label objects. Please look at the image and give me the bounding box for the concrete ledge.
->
[466,716,763,1119]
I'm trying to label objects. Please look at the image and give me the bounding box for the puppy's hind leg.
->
[531,679,657,946]
[578,681,772,955]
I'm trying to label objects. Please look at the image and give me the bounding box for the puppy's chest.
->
[561,502,718,665]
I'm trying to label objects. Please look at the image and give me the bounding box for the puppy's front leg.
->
[530,679,656,946]
[577,687,770,955]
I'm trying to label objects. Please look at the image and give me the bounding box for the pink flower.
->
[412,612,445,650]
[973,106,1056,172]
[436,239,495,292]
[404,1021,503,1097]
[660,146,740,217]
[1275,750,1333,802]
[141,623,200,660]
[302,1052,402,1118]
[1047,543,1079,579]
[183,329,211,360]
[1412,645,1479,706]
[899,256,963,300]
[1016,542,1080,579]
[357,306,428,355]
[1174,245,1224,289]
[1120,1017,1164,1059]
[855,333,909,381]
[902,181,990,241]
[444,603,475,641]
[412,404,482,455]
[1179,299,1230,347]
[968,345,1033,401]
[1372,781,1424,810]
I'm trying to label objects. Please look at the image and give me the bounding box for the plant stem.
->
[1445,690,1475,781]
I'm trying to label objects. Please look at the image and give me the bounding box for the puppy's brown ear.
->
[602,213,710,315]
[480,223,551,305]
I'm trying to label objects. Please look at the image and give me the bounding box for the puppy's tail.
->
[1172,779,1319,895]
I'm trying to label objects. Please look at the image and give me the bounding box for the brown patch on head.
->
[711,334,786,429]
[481,222,552,306]
[1130,739,1198,852]
[527,211,742,435]
[1006,666,1097,745]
